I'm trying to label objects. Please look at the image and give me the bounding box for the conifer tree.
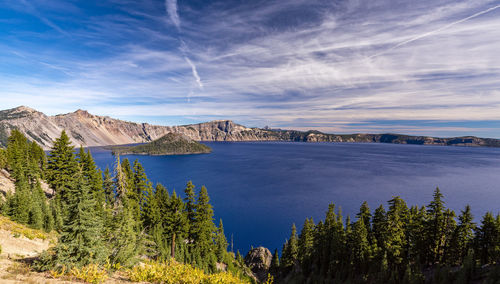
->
[281,223,298,269]
[298,218,314,269]
[270,248,280,276]
[165,190,188,260]
[47,130,79,205]
[351,217,370,273]
[357,201,372,233]
[449,205,475,264]
[184,181,197,244]
[425,187,447,264]
[193,185,216,270]
[476,212,500,265]
[52,173,107,267]
[215,219,228,262]
[386,196,408,272]
[78,148,105,215]
[102,167,114,204]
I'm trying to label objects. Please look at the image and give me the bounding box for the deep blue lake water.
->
[90,142,500,254]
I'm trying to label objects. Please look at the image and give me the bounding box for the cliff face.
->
[0,106,274,149]
[1,106,499,149]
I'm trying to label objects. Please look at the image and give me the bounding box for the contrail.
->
[185,57,203,89]
[370,3,500,58]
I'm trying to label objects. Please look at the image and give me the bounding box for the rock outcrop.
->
[245,247,272,282]
[1,106,500,149]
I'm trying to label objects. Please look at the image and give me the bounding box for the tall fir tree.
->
[51,173,107,268]
[47,130,78,202]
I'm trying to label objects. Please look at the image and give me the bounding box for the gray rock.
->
[245,247,272,283]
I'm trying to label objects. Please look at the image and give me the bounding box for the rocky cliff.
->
[0,106,273,149]
[245,247,272,282]
[1,106,499,149]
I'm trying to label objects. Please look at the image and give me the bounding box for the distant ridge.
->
[1,106,499,149]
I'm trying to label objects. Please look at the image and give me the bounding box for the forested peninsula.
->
[110,132,212,156]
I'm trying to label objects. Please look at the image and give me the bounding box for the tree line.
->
[0,130,244,277]
[272,189,500,283]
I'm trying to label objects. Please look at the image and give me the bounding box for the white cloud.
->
[165,0,180,30]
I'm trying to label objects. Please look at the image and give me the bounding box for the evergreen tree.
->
[449,205,475,265]
[385,196,408,272]
[193,185,216,271]
[351,217,370,273]
[281,223,298,269]
[424,187,447,265]
[476,212,500,265]
[46,130,79,206]
[165,190,188,260]
[270,248,280,276]
[357,201,372,233]
[215,219,228,262]
[52,173,107,267]
[102,167,114,204]
[298,218,314,269]
[184,181,197,244]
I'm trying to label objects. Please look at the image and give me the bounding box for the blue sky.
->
[1,0,500,137]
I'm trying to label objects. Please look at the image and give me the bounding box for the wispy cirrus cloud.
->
[1,0,500,137]
[165,0,181,30]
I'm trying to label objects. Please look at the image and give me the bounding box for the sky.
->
[1,0,500,138]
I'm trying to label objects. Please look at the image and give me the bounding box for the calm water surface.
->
[90,142,500,254]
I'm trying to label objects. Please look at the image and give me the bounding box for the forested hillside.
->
[0,130,253,283]
[271,190,500,283]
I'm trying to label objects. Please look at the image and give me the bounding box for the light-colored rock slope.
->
[0,106,271,150]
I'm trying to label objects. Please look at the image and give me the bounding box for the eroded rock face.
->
[0,107,273,149]
[1,106,499,150]
[245,247,272,283]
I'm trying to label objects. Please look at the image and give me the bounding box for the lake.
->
[90,142,500,254]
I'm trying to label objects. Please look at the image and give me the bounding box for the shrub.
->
[69,264,109,284]
[127,260,249,284]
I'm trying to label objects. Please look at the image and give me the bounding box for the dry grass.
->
[0,215,56,241]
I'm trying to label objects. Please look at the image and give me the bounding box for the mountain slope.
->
[0,106,270,149]
[1,106,500,149]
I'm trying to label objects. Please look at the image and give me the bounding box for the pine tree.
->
[351,217,370,273]
[281,223,298,269]
[270,248,280,276]
[425,187,447,264]
[77,148,106,220]
[102,167,114,204]
[386,196,408,272]
[165,190,188,260]
[47,130,79,205]
[52,173,107,267]
[476,212,500,265]
[449,205,475,265]
[109,197,141,267]
[357,201,372,233]
[298,218,314,270]
[184,181,197,243]
[193,185,216,271]
[215,219,228,262]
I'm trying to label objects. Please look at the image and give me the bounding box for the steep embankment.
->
[1,106,500,149]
